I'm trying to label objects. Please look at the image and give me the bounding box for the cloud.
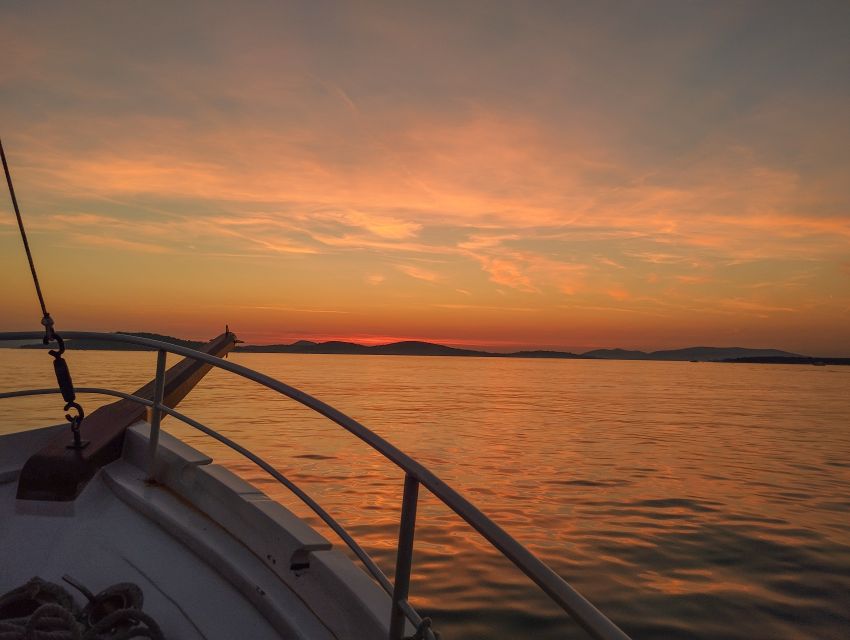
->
[433,303,536,312]
[339,211,422,240]
[675,275,713,285]
[67,233,170,253]
[606,288,630,301]
[475,256,536,291]
[8,98,847,275]
[396,264,440,283]
[595,256,625,269]
[243,306,350,314]
[27,211,319,258]
[719,299,796,315]
[2,1,848,353]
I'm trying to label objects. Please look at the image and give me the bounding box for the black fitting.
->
[65,407,88,450]
[41,313,55,345]
[53,353,76,404]
[48,333,65,357]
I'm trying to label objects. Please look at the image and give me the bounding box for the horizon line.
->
[5,329,849,358]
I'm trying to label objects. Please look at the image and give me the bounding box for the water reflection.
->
[1,351,849,639]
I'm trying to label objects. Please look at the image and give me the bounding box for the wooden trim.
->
[16,332,236,501]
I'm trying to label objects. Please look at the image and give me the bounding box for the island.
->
[11,332,837,363]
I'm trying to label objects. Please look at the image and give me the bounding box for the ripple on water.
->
[1,352,849,639]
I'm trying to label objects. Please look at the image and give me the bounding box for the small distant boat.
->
[812,361,826,366]
[0,331,632,640]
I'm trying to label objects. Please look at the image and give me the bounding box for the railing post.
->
[388,473,419,640]
[147,349,167,480]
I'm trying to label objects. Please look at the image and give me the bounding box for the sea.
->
[1,349,849,639]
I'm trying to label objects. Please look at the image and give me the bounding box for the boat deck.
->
[0,424,392,640]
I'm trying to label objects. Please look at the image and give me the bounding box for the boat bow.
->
[16,331,237,501]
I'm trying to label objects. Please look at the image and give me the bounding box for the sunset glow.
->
[1,2,848,354]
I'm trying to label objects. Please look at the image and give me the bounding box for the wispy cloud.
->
[433,303,536,312]
[396,264,440,283]
[68,232,171,254]
[719,299,797,315]
[243,306,350,314]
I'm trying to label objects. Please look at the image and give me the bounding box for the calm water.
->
[1,350,849,639]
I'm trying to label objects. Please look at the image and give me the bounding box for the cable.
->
[1,138,85,439]
[0,138,52,328]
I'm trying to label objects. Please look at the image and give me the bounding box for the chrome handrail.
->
[0,386,421,631]
[0,331,632,640]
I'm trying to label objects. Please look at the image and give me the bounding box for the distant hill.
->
[237,340,584,358]
[649,347,799,361]
[240,340,498,357]
[14,333,807,362]
[371,341,486,357]
[506,350,584,359]
[723,356,850,366]
[650,347,801,361]
[0,339,43,349]
[581,346,801,362]
[582,348,649,360]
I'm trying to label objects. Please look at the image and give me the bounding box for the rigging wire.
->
[1,137,86,447]
[0,138,53,334]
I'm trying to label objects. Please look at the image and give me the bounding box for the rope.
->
[83,610,163,640]
[0,580,164,640]
[24,605,81,640]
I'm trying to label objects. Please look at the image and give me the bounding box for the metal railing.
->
[0,331,632,640]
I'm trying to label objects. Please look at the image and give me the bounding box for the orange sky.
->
[1,2,849,355]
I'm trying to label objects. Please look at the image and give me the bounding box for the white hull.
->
[1,422,398,639]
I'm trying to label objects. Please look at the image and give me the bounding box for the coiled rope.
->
[0,603,164,640]
[0,579,163,640]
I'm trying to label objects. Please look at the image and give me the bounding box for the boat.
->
[0,330,633,639]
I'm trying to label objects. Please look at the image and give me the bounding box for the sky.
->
[1,1,848,355]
